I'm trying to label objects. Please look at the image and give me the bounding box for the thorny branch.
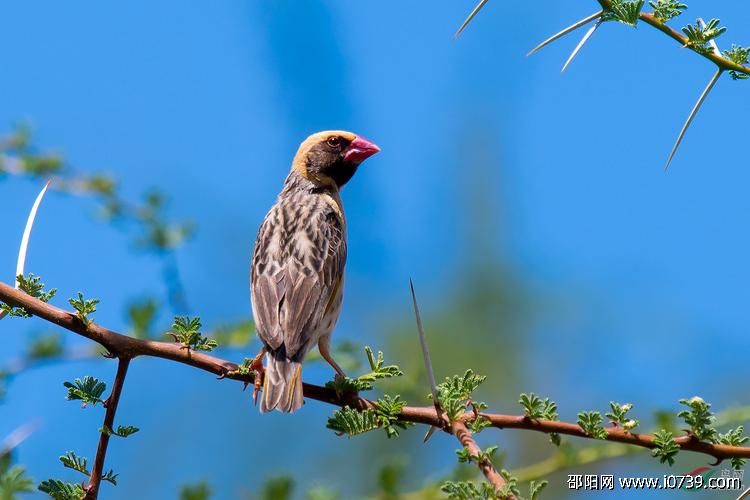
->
[2,280,750,468]
[594,0,750,77]
[452,420,511,495]
[84,358,130,500]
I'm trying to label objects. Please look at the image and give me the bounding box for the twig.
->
[84,357,130,500]
[452,420,511,495]
[592,0,749,76]
[1,281,750,465]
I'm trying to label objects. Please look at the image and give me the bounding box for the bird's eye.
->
[326,137,341,148]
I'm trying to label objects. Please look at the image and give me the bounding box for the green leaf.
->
[577,411,608,439]
[326,406,380,437]
[432,370,487,422]
[374,395,414,438]
[681,18,726,55]
[127,298,159,339]
[64,376,106,407]
[59,451,89,476]
[649,0,687,22]
[67,292,99,327]
[167,316,217,352]
[325,346,403,393]
[498,470,521,499]
[440,480,500,499]
[0,273,57,317]
[0,466,34,497]
[652,429,680,465]
[99,425,139,438]
[716,426,749,469]
[179,481,213,500]
[27,333,64,360]
[529,480,548,500]
[519,393,558,420]
[602,0,645,26]
[723,45,750,80]
[677,396,717,442]
[376,458,405,498]
[605,401,639,431]
[38,479,85,500]
[261,476,293,500]
[327,396,413,439]
[180,481,213,500]
[101,469,118,486]
[520,393,560,445]
[468,415,492,434]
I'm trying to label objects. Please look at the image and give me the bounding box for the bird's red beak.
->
[343,136,380,164]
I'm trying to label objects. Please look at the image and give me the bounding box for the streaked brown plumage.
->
[251,130,380,413]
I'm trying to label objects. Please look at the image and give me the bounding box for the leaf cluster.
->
[0,465,34,498]
[716,426,749,469]
[724,45,750,80]
[602,0,645,27]
[440,476,546,500]
[100,425,139,438]
[327,395,413,439]
[681,18,726,56]
[432,370,487,422]
[605,401,639,431]
[649,0,686,23]
[38,479,85,500]
[1,273,56,317]
[68,292,99,327]
[576,411,608,440]
[168,316,217,352]
[456,445,497,466]
[325,346,402,393]
[651,429,680,465]
[64,376,106,406]
[519,393,560,446]
[677,396,717,441]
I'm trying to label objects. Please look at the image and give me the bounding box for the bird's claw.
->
[250,355,265,406]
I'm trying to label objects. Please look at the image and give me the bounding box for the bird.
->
[250,130,380,413]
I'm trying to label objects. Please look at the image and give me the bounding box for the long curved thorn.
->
[665,68,723,171]
[527,11,603,57]
[409,278,442,443]
[16,181,51,283]
[0,181,50,320]
[562,18,603,73]
[454,0,489,39]
[409,279,439,405]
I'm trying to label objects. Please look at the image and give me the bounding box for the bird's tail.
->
[259,353,304,413]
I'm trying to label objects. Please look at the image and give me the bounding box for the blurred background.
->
[2,1,750,498]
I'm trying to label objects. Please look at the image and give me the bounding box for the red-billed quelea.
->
[250,130,380,413]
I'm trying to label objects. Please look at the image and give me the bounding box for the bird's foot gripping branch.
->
[2,279,750,499]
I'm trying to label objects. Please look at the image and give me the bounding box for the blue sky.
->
[2,1,750,498]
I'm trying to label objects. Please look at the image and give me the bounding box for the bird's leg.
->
[318,337,346,381]
[250,346,266,405]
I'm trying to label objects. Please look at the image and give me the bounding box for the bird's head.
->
[291,130,380,188]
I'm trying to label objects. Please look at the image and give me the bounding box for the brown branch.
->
[84,358,130,500]
[595,0,750,77]
[452,420,511,495]
[2,280,750,467]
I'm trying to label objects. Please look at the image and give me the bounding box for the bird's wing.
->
[251,203,346,358]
